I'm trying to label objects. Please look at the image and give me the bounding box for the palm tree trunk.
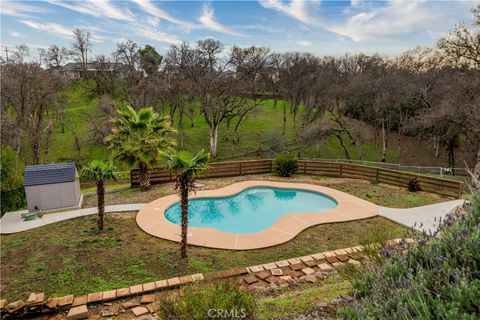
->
[97,180,105,231]
[138,162,151,191]
[180,174,189,258]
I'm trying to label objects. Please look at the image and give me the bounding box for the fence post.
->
[376,168,379,181]
[269,159,273,173]
[304,160,307,174]
[239,162,242,175]
[339,163,343,177]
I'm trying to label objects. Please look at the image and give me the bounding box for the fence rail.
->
[131,159,463,198]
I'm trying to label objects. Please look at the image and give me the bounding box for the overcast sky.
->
[1,0,479,60]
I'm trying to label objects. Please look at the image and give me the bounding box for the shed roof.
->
[24,162,77,187]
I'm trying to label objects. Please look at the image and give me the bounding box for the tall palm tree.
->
[162,150,210,258]
[106,106,175,191]
[80,160,120,231]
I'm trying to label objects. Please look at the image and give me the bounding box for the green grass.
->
[257,278,352,319]
[0,213,406,300]
[19,82,415,167]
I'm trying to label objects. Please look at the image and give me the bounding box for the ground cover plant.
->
[340,186,479,318]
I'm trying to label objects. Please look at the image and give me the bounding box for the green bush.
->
[339,189,480,319]
[1,146,26,216]
[273,154,298,177]
[158,280,257,320]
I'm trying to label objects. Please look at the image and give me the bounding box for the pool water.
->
[164,187,338,234]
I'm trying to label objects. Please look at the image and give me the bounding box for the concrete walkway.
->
[379,199,466,233]
[0,204,145,234]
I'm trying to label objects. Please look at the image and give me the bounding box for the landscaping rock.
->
[301,267,315,275]
[318,263,333,273]
[287,270,304,278]
[336,254,349,262]
[244,275,259,284]
[131,306,149,317]
[45,298,58,309]
[325,256,339,264]
[66,305,88,319]
[275,260,290,268]
[122,300,140,309]
[130,284,143,295]
[140,294,156,304]
[314,271,325,280]
[58,295,74,307]
[347,259,361,266]
[271,268,284,276]
[263,262,277,270]
[248,265,264,273]
[116,287,130,298]
[256,270,271,280]
[290,263,305,271]
[27,292,45,305]
[179,275,192,285]
[155,279,168,289]
[265,275,280,284]
[288,258,301,264]
[248,281,269,290]
[6,300,25,314]
[191,273,205,281]
[167,277,180,287]
[102,290,116,301]
[146,301,160,313]
[0,299,7,310]
[72,296,87,307]
[305,275,318,283]
[87,292,103,304]
[332,262,344,267]
[304,260,318,267]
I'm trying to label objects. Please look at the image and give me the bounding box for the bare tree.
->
[43,44,69,68]
[70,29,91,72]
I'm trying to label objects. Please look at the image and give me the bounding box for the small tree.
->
[162,150,210,258]
[273,154,298,177]
[106,106,175,191]
[80,160,120,231]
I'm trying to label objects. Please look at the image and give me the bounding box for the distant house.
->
[24,163,82,213]
[54,62,130,78]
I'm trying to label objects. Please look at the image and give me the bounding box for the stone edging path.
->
[0,238,414,319]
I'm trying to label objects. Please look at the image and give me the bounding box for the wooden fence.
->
[131,159,464,198]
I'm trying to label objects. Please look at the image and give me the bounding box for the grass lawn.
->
[83,174,450,209]
[0,175,448,300]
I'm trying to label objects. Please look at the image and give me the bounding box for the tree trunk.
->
[474,148,480,179]
[282,97,287,135]
[381,121,387,163]
[209,126,218,158]
[180,175,189,259]
[447,140,455,174]
[138,162,151,191]
[97,180,105,231]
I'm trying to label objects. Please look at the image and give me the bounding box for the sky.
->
[1,0,478,60]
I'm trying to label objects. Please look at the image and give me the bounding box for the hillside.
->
[19,83,474,170]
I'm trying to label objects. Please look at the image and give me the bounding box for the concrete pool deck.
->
[136,181,380,249]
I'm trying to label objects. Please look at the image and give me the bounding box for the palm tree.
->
[80,160,120,231]
[106,106,175,191]
[162,150,210,258]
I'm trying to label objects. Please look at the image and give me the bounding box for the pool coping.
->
[135,180,379,250]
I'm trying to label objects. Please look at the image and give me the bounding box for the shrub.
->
[273,154,298,177]
[407,177,421,192]
[1,146,26,216]
[339,184,479,319]
[158,280,257,320]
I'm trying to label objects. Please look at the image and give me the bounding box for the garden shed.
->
[24,162,82,212]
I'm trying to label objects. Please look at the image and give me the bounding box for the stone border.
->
[0,238,413,318]
[136,180,379,249]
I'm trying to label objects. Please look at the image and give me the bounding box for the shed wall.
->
[26,180,81,212]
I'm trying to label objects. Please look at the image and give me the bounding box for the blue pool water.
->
[164,187,338,234]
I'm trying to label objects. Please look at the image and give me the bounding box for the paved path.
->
[379,199,466,233]
[0,204,145,234]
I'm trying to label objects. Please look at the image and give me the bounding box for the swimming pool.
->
[164,186,338,233]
